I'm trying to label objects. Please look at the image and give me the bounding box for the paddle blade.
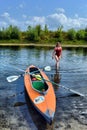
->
[44,66,51,71]
[7,75,20,82]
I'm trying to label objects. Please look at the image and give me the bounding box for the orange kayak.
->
[24,65,56,124]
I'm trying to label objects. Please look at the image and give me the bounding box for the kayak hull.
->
[24,65,56,124]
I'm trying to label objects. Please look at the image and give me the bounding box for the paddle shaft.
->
[6,66,85,97]
[6,69,40,82]
[42,78,85,97]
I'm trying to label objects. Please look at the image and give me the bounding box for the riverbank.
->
[0,43,87,48]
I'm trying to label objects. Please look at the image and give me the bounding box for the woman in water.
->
[52,42,62,69]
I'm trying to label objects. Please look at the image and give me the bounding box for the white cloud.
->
[0,9,87,31]
[46,11,87,30]
[1,12,18,25]
[22,14,27,19]
[19,2,25,9]
[1,12,10,19]
[19,4,24,8]
[25,11,87,31]
[46,13,67,30]
[0,21,7,29]
[25,16,46,29]
[33,16,45,25]
[66,17,87,30]
[0,12,10,28]
[56,8,65,13]
[0,12,20,29]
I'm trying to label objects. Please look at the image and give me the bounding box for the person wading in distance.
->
[52,42,62,69]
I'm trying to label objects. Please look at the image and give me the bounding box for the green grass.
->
[0,39,87,47]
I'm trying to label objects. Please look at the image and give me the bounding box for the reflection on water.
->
[63,47,87,56]
[0,46,87,130]
[52,69,61,91]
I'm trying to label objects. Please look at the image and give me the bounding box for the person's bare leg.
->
[55,56,59,70]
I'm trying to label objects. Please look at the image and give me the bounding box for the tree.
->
[84,32,87,41]
[84,28,87,41]
[35,24,42,37]
[53,25,63,42]
[76,30,85,40]
[67,29,76,40]
[0,30,4,40]
[27,25,32,31]
[44,24,48,34]
[10,26,20,39]
[26,26,39,42]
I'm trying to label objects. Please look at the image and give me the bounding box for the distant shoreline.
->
[0,43,87,48]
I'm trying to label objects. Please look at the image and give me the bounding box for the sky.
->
[0,0,87,31]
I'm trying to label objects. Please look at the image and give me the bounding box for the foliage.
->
[76,30,85,40]
[26,26,40,42]
[0,25,20,40]
[84,31,87,41]
[0,24,87,45]
[67,29,76,40]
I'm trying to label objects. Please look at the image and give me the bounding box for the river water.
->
[0,46,87,130]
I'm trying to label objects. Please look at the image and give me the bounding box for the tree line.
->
[0,24,87,44]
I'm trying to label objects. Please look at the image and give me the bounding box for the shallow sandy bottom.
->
[0,106,87,130]
[53,118,87,130]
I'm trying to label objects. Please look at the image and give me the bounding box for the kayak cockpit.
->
[32,80,48,95]
[29,66,49,95]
